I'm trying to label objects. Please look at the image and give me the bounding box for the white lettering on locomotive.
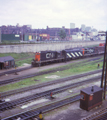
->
[89,49,94,53]
[46,53,54,58]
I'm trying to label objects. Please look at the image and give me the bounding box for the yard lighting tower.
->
[101,31,107,99]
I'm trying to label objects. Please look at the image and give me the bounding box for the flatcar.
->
[31,46,104,67]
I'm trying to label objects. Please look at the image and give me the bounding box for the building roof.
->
[0,56,14,63]
[81,85,103,95]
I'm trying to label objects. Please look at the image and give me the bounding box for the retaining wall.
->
[0,41,105,53]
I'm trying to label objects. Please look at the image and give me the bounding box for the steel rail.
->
[0,55,103,77]
[0,69,102,98]
[84,108,107,120]
[0,55,103,86]
[2,95,81,120]
[0,75,100,112]
[0,61,102,86]
[0,66,32,76]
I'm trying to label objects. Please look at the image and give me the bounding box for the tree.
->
[58,29,66,40]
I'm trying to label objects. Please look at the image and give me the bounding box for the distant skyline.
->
[0,0,107,31]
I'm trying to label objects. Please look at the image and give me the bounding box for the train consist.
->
[31,46,104,67]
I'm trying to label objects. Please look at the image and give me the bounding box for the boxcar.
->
[95,46,104,54]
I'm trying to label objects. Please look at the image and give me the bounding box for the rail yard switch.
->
[97,64,100,68]
[50,92,55,99]
[80,85,103,111]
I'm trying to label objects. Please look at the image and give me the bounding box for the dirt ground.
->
[0,57,104,120]
[44,99,107,120]
[0,79,102,119]
[0,56,99,81]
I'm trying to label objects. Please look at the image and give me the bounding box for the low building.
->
[39,34,50,40]
[0,56,15,69]
[1,34,20,42]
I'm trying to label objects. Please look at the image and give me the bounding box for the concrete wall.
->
[0,41,105,53]
[0,28,1,43]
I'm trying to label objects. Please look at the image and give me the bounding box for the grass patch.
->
[16,58,33,66]
[0,78,40,92]
[0,53,34,60]
[0,53,35,66]
[0,59,103,92]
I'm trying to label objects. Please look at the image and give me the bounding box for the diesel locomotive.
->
[31,46,104,67]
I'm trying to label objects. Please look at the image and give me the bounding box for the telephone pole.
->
[101,31,107,99]
[0,27,1,43]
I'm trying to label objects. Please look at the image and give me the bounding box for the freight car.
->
[83,46,104,56]
[99,43,105,46]
[83,47,96,56]
[31,46,104,67]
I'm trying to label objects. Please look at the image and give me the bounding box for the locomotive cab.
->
[31,46,104,67]
[35,52,40,61]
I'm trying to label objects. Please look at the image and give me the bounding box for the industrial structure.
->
[80,85,103,111]
[0,56,15,69]
[0,24,106,42]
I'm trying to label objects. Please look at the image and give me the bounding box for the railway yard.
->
[0,55,107,120]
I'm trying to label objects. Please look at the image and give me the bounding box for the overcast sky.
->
[0,0,107,31]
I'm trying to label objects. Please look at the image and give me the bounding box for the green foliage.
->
[16,58,33,66]
[0,53,34,59]
[0,53,35,66]
[2,40,20,43]
[0,59,103,92]
[58,29,66,39]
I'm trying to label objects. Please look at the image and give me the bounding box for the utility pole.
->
[101,31,107,100]
[0,27,1,43]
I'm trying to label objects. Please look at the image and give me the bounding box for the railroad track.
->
[0,54,103,76]
[2,95,81,120]
[0,55,103,77]
[0,58,102,86]
[83,108,107,120]
[1,69,102,98]
[0,66,32,76]
[0,75,100,113]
